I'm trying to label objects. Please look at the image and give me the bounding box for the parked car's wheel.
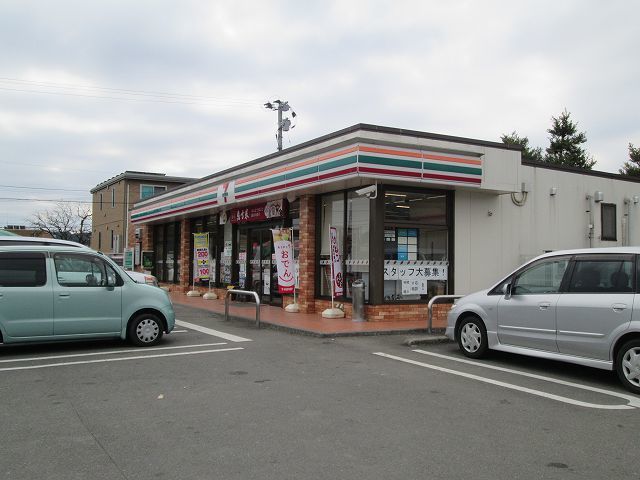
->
[128,313,164,347]
[615,339,640,394]
[457,316,488,358]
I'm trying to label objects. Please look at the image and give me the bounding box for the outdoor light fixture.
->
[594,191,604,202]
[550,187,557,196]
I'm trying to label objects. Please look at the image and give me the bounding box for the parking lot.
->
[1,304,639,480]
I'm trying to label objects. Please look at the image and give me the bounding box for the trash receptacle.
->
[351,280,365,322]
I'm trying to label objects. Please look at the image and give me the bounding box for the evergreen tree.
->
[501,131,543,162]
[544,109,595,169]
[619,143,640,176]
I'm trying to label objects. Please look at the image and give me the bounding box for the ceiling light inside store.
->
[395,205,410,209]
[385,193,406,197]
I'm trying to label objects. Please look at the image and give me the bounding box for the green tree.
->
[501,131,543,162]
[544,109,595,169]
[619,143,640,176]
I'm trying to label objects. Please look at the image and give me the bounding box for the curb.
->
[403,335,451,347]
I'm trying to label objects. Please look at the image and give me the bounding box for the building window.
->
[383,189,449,302]
[141,185,167,199]
[111,187,115,208]
[99,193,103,211]
[318,191,370,301]
[98,231,101,250]
[601,203,617,241]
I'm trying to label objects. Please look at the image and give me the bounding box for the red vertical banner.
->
[271,228,295,294]
[330,227,343,297]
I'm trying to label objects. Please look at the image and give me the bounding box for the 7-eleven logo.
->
[217,181,235,205]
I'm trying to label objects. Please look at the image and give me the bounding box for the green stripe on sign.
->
[423,161,482,176]
[132,192,217,219]
[358,155,422,170]
[318,155,358,172]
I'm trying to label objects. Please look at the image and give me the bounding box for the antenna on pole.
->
[264,99,297,151]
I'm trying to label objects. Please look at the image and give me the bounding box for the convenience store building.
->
[129,124,640,321]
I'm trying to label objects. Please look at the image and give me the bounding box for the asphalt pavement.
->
[0,304,638,480]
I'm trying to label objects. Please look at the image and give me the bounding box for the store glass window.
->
[383,190,448,302]
[153,222,181,283]
[319,193,345,297]
[318,192,370,301]
[346,192,369,300]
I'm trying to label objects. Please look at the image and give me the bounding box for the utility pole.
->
[264,100,296,151]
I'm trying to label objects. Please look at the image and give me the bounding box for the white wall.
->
[454,165,640,294]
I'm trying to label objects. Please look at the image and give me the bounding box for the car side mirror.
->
[503,283,512,300]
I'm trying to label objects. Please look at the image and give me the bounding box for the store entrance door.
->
[248,228,282,306]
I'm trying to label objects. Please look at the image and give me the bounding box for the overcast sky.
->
[1,0,639,227]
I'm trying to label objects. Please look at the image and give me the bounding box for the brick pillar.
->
[297,195,316,313]
[178,219,191,292]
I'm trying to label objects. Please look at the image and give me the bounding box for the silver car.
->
[446,247,640,394]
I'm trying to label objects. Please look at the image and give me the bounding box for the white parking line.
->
[412,349,640,409]
[373,352,638,410]
[0,343,227,364]
[0,347,244,372]
[172,330,188,333]
[175,319,252,343]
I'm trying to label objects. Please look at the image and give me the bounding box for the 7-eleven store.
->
[130,124,522,322]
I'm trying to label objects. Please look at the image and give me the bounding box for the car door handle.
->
[58,293,70,298]
[612,303,627,312]
[538,302,551,310]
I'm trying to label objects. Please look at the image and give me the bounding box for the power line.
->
[0,198,99,204]
[0,160,115,175]
[0,77,263,105]
[0,86,266,108]
[0,184,87,192]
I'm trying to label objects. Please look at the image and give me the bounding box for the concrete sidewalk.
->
[170,292,445,338]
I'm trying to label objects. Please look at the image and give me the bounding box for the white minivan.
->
[446,247,640,394]
[0,244,175,347]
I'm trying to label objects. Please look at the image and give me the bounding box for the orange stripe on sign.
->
[317,145,359,162]
[358,145,422,159]
[237,146,359,185]
[237,155,319,185]
[423,153,482,166]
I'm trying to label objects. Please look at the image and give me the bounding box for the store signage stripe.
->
[236,145,359,185]
[359,166,422,178]
[423,161,482,176]
[237,155,357,194]
[423,153,481,166]
[359,145,481,166]
[134,198,220,222]
[359,145,423,159]
[135,186,218,213]
[358,154,422,170]
[423,172,482,184]
[132,193,218,220]
[318,155,358,172]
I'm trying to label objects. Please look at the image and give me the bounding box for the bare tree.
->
[30,202,92,245]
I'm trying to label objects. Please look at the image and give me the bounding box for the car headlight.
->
[144,275,159,287]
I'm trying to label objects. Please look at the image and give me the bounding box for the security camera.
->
[355,185,377,198]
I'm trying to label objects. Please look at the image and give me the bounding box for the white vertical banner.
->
[271,228,295,294]
[193,233,210,280]
[330,226,343,297]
